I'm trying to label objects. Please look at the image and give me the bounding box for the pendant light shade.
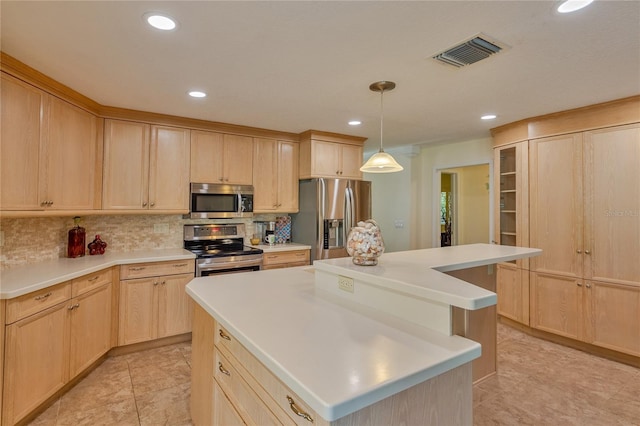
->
[360,81,404,173]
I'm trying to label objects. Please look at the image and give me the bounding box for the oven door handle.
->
[199,257,262,270]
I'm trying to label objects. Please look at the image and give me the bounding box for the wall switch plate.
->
[338,275,354,293]
[153,223,169,234]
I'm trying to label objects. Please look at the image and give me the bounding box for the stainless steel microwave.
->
[189,183,253,219]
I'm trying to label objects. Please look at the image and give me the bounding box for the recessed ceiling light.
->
[144,13,177,30]
[348,120,362,126]
[481,114,497,120]
[188,91,207,98]
[557,0,594,13]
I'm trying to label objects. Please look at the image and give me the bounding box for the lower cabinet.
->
[262,249,310,270]
[3,272,113,425]
[530,272,640,357]
[213,381,245,426]
[118,260,194,346]
[496,263,529,325]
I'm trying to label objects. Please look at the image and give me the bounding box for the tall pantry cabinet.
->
[529,124,640,356]
[492,97,640,360]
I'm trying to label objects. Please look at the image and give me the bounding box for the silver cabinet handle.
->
[130,267,145,271]
[153,281,159,286]
[585,250,591,255]
[218,362,230,376]
[286,396,313,422]
[35,292,52,300]
[586,283,592,288]
[88,276,100,282]
[173,263,188,267]
[576,249,582,254]
[577,282,583,287]
[142,202,147,207]
[67,303,80,310]
[219,329,231,341]
[150,202,155,207]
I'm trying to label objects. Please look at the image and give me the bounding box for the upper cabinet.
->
[102,119,190,211]
[253,138,299,213]
[190,131,253,185]
[299,131,366,180]
[1,73,101,211]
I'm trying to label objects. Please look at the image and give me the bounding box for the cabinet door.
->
[583,124,640,286]
[585,281,640,357]
[277,140,299,212]
[530,272,583,340]
[529,134,583,278]
[157,273,193,338]
[103,120,150,209]
[190,130,224,183]
[340,143,363,179]
[496,263,529,325]
[3,302,69,425]
[118,277,157,345]
[44,96,99,210]
[223,134,253,185]
[213,381,245,426]
[69,283,112,377]
[311,140,341,177]
[149,125,190,210]
[252,138,278,211]
[1,73,44,210]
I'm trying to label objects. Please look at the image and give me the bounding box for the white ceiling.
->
[2,1,639,152]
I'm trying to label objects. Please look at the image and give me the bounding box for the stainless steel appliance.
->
[188,183,253,219]
[291,178,371,260]
[184,223,263,276]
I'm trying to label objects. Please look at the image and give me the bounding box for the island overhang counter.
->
[186,243,541,425]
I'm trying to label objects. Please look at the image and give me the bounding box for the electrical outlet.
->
[338,275,354,293]
[153,223,169,234]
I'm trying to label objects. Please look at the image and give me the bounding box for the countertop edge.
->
[1,249,196,299]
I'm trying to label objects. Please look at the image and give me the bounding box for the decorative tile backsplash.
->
[0,214,279,270]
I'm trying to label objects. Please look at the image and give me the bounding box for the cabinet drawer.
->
[6,282,72,324]
[72,268,113,297]
[263,250,310,267]
[215,325,321,426]
[214,349,281,426]
[120,259,194,280]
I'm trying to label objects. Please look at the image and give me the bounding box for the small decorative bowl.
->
[250,238,261,245]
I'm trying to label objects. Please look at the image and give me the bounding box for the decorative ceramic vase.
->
[346,219,385,266]
[67,216,86,258]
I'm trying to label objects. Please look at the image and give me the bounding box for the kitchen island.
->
[186,244,540,425]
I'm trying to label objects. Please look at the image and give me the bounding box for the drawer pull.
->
[219,329,231,341]
[35,292,52,301]
[88,276,100,282]
[286,396,313,423]
[67,303,80,311]
[130,267,145,271]
[218,362,230,376]
[173,263,188,267]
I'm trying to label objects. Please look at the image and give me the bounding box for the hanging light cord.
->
[379,89,385,153]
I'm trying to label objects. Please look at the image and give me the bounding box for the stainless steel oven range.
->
[184,223,263,277]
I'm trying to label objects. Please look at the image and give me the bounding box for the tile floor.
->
[29,324,640,425]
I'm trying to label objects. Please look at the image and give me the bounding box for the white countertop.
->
[0,248,195,299]
[314,244,542,310]
[186,267,480,421]
[249,242,311,253]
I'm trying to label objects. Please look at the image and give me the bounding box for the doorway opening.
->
[436,164,491,247]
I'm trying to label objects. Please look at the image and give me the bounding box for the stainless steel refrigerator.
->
[291,178,371,261]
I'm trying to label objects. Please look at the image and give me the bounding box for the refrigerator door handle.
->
[344,187,353,242]
[319,178,326,251]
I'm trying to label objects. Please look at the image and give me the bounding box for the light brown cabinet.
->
[529,124,640,356]
[118,260,194,346]
[262,249,310,270]
[253,138,299,213]
[1,73,101,211]
[493,141,529,325]
[2,272,112,426]
[191,130,253,185]
[299,131,366,180]
[103,119,190,211]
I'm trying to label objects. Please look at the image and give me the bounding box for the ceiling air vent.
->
[433,35,504,68]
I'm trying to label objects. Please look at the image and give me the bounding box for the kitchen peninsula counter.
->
[186,243,541,424]
[0,248,195,299]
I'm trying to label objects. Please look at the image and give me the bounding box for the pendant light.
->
[360,81,404,173]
